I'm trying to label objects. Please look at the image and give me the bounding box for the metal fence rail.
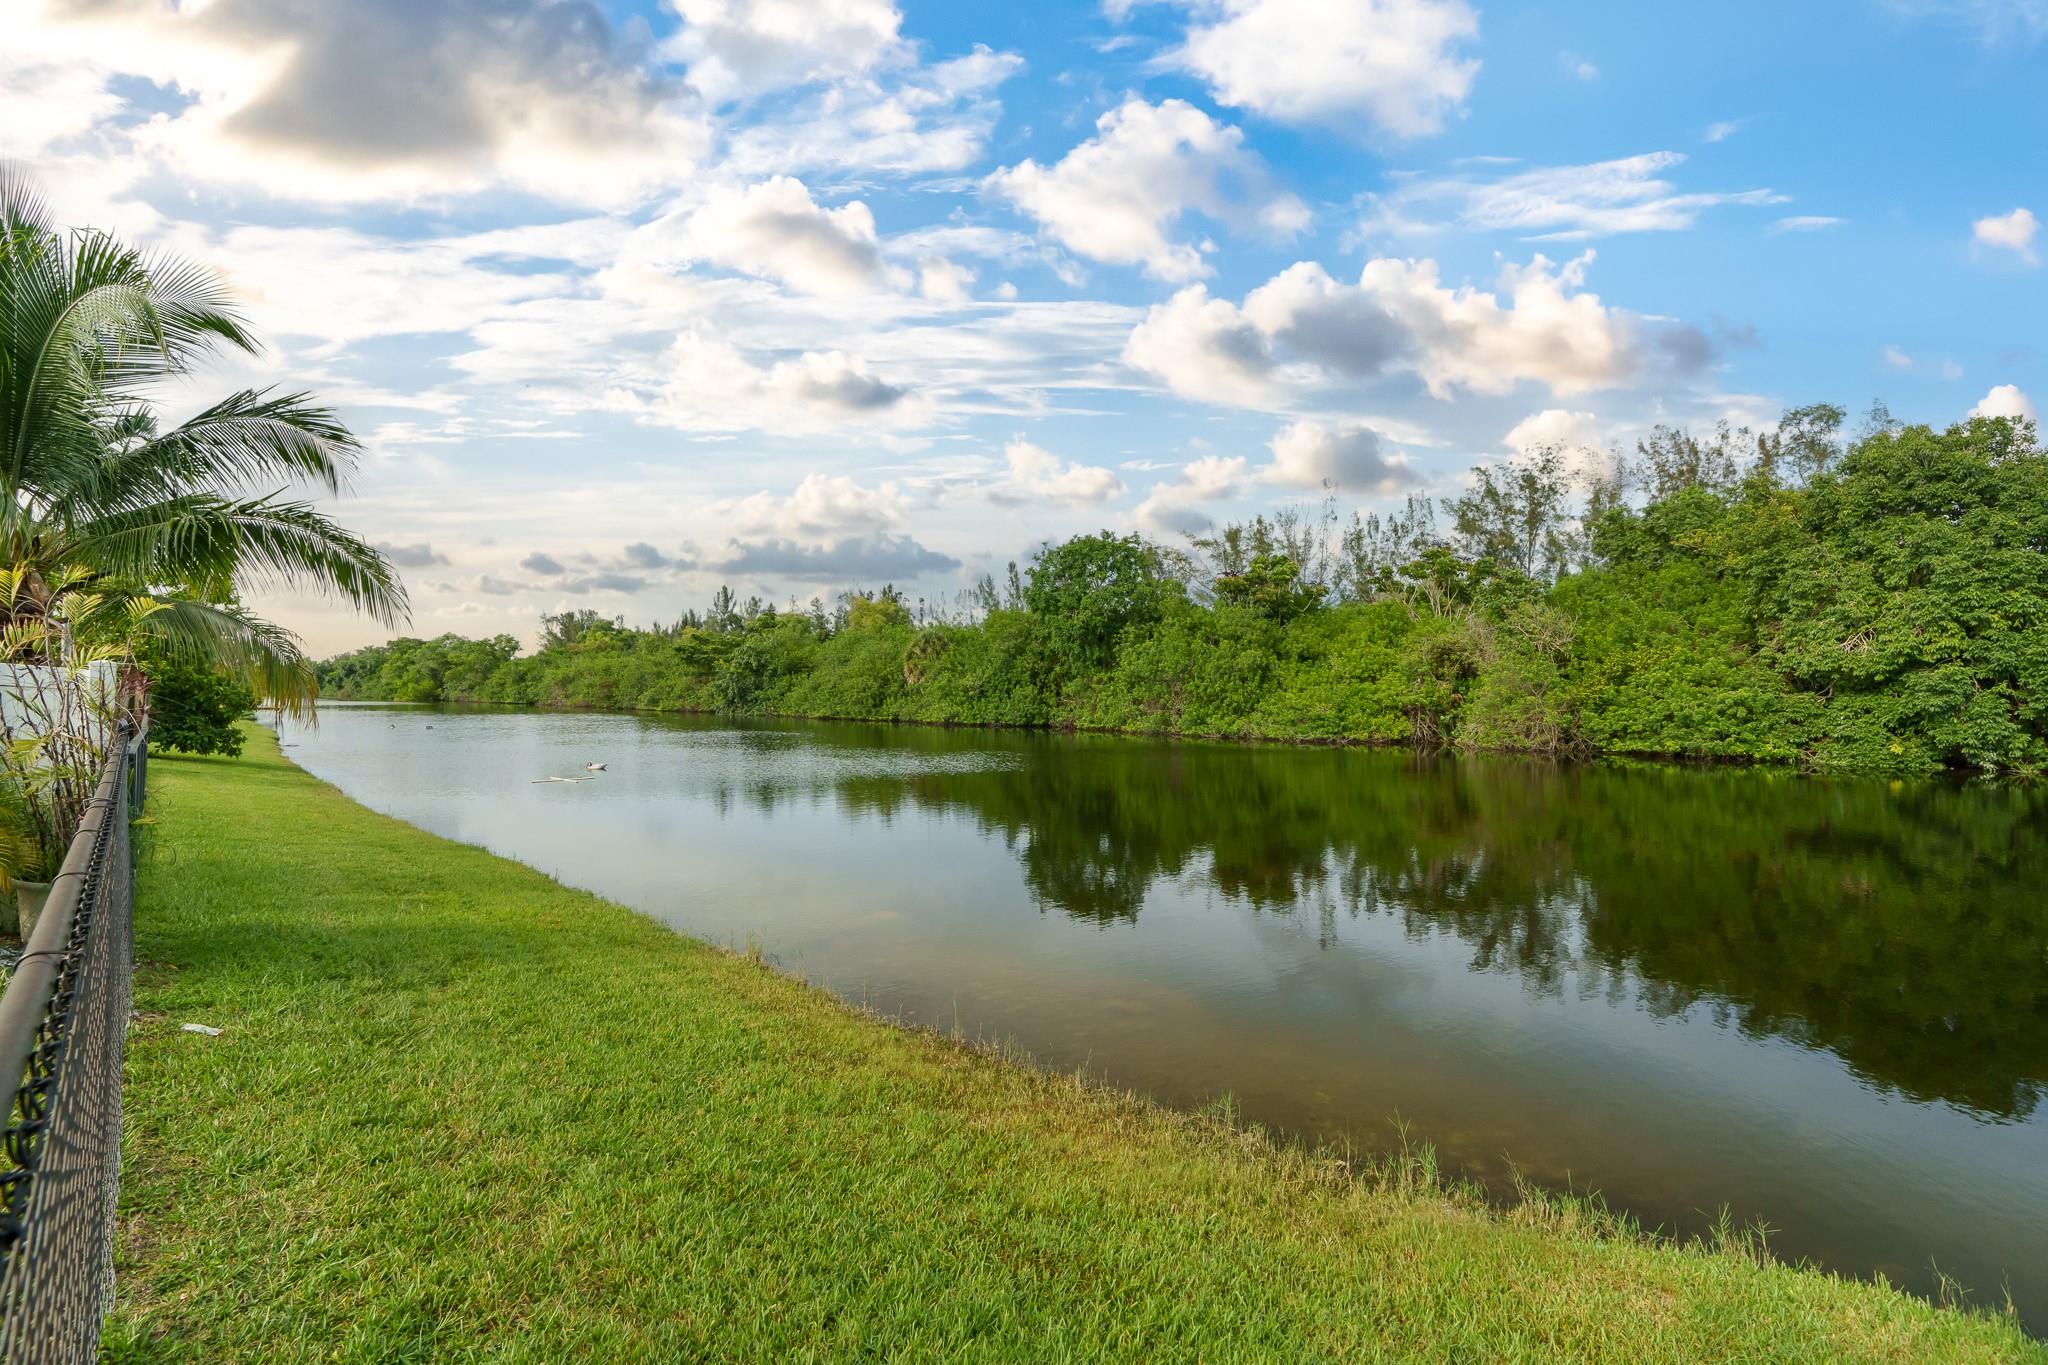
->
[0,729,140,1365]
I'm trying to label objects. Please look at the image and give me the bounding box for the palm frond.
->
[71,493,409,625]
[68,388,359,510]
[137,597,319,716]
[3,167,258,496]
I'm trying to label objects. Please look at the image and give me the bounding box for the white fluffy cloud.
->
[1973,207,2039,264]
[1121,287,1281,405]
[1134,454,1249,533]
[1144,0,1480,138]
[621,333,918,433]
[1503,408,1602,452]
[654,177,892,295]
[987,99,1308,282]
[991,441,1126,503]
[1972,384,2037,423]
[918,257,979,304]
[1261,420,1416,491]
[1367,152,1784,240]
[717,472,910,538]
[1501,408,1616,483]
[666,0,908,103]
[1126,252,1683,406]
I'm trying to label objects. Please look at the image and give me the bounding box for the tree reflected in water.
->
[765,724,2048,1120]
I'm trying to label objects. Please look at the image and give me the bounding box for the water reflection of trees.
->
[799,726,2048,1120]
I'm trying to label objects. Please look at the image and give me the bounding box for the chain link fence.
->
[0,729,141,1365]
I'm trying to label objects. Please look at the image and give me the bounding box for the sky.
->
[3,0,2044,654]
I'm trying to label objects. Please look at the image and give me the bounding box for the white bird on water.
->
[585,762,607,771]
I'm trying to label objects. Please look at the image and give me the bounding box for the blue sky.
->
[4,0,2042,651]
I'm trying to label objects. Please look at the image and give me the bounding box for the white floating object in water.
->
[585,762,607,771]
[181,1023,222,1037]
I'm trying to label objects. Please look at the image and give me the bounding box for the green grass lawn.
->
[107,726,2043,1362]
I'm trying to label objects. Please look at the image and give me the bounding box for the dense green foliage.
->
[320,412,2047,774]
[144,660,256,757]
[107,729,2042,1361]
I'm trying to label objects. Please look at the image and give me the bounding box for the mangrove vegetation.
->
[321,407,2047,775]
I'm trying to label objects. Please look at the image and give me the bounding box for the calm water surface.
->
[273,705,2048,1327]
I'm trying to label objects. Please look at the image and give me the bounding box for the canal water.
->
[271,704,2048,1327]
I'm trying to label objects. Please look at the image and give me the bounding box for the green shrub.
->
[149,661,257,756]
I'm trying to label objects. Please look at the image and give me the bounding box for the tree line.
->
[318,405,2048,775]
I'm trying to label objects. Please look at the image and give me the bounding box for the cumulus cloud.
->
[918,257,979,303]
[375,541,451,568]
[1122,286,1285,405]
[707,534,960,578]
[621,542,674,569]
[1126,251,1683,406]
[987,98,1308,282]
[624,334,916,433]
[1367,152,1784,240]
[1972,383,2038,423]
[1973,207,2039,264]
[666,0,908,104]
[1261,420,1416,491]
[989,440,1125,503]
[521,552,567,575]
[1134,454,1249,534]
[1503,408,1602,452]
[720,473,911,539]
[1502,408,1616,483]
[655,177,891,295]
[1137,0,1480,138]
[11,0,708,204]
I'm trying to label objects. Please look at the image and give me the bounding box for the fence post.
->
[127,732,146,815]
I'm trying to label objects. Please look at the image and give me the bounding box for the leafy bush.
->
[149,661,257,756]
[312,413,2048,775]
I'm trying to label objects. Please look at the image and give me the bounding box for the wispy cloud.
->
[1366,152,1785,240]
[1771,215,1846,233]
[1882,0,2048,42]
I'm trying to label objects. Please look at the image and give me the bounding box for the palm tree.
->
[0,165,406,707]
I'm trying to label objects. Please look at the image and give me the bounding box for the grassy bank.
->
[109,727,2041,1362]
